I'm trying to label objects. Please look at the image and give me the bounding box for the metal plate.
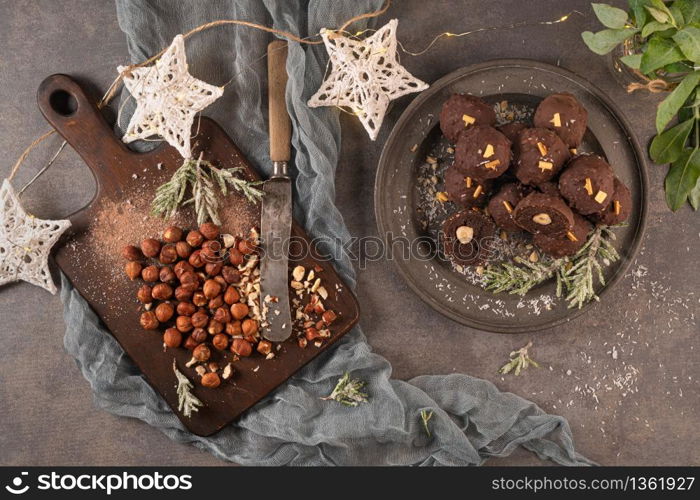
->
[374,59,648,333]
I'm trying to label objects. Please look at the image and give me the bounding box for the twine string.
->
[627,78,671,94]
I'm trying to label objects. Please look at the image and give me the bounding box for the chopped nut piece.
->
[472,185,483,198]
[532,213,552,225]
[311,278,321,293]
[290,280,304,290]
[426,156,437,165]
[570,148,577,155]
[455,225,474,244]
[221,234,236,248]
[195,365,206,377]
[499,230,508,241]
[565,231,578,242]
[462,114,475,126]
[222,363,233,380]
[529,251,539,263]
[584,177,593,196]
[594,190,608,204]
[298,338,308,348]
[447,147,454,154]
[265,352,275,360]
[614,200,621,215]
[435,191,448,203]
[292,265,305,282]
[483,144,495,158]
[502,200,513,213]
[475,265,484,276]
[537,160,553,171]
[536,142,548,156]
[307,269,315,281]
[484,159,501,170]
[550,112,562,127]
[410,144,418,152]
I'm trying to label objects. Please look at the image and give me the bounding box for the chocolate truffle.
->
[534,213,592,258]
[513,192,574,235]
[595,177,632,225]
[558,155,614,215]
[488,182,526,233]
[454,125,511,181]
[498,122,528,143]
[441,209,497,266]
[444,166,492,208]
[534,92,588,148]
[537,181,560,197]
[439,94,497,143]
[513,127,570,186]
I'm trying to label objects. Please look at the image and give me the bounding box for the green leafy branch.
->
[581,0,700,211]
[151,153,264,225]
[320,372,369,407]
[498,341,540,376]
[483,225,620,309]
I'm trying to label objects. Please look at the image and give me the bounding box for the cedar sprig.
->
[151,153,264,225]
[320,372,369,407]
[173,360,203,418]
[498,341,540,376]
[483,256,565,296]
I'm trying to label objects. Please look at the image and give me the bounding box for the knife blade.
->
[260,40,293,342]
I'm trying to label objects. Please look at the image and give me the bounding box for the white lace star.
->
[308,19,428,140]
[0,180,71,294]
[119,34,224,159]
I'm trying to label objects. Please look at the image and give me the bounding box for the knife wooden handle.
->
[268,40,291,163]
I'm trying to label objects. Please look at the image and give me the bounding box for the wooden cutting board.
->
[38,74,360,436]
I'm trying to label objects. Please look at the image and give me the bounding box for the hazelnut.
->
[186,230,204,248]
[174,260,194,278]
[140,238,161,258]
[177,301,196,316]
[455,225,474,245]
[183,336,199,350]
[257,340,272,356]
[163,328,182,348]
[229,248,244,266]
[159,266,176,283]
[155,302,175,322]
[231,338,252,357]
[125,261,142,280]
[212,333,229,351]
[230,302,249,320]
[191,328,208,343]
[208,295,224,310]
[202,240,222,260]
[192,291,207,307]
[141,265,160,282]
[140,311,159,330]
[201,372,221,388]
[242,318,258,337]
[208,319,224,335]
[222,266,241,284]
[174,286,194,301]
[298,337,308,349]
[202,279,222,299]
[532,213,552,225]
[238,239,256,255]
[137,285,153,304]
[163,226,183,243]
[180,271,199,286]
[189,249,205,268]
[199,222,220,240]
[213,275,227,287]
[226,321,242,336]
[151,283,173,300]
[205,261,223,276]
[223,286,240,305]
[176,315,193,333]
[191,310,209,329]
[159,244,178,264]
[175,241,193,259]
[122,245,143,261]
[305,327,321,341]
[322,310,337,325]
[213,306,231,324]
[193,344,211,362]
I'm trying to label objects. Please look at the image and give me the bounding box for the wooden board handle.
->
[267,41,291,163]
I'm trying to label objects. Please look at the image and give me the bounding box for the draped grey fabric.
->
[59,0,593,465]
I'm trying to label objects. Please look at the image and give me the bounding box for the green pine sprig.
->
[498,341,540,376]
[173,360,203,418]
[321,372,369,407]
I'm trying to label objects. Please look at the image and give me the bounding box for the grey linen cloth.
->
[59,0,594,466]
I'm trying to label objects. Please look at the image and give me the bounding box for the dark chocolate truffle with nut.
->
[439,94,497,143]
[497,121,528,143]
[558,155,614,215]
[513,127,570,186]
[513,192,574,235]
[487,182,527,233]
[533,92,588,148]
[443,165,492,208]
[441,209,497,266]
[454,125,511,181]
[534,213,592,258]
[594,177,631,226]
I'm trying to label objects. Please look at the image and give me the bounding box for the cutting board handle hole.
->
[49,89,78,117]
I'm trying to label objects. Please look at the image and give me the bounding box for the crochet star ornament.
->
[119,34,224,159]
[308,19,428,140]
[0,180,71,294]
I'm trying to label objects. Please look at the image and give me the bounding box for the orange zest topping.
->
[483,144,495,158]
[566,231,578,242]
[536,142,548,156]
[584,177,593,196]
[614,200,621,215]
[502,200,513,213]
[462,114,475,126]
[465,176,472,188]
[484,159,501,170]
[472,185,483,198]
[435,191,448,203]
[538,161,553,171]
[550,112,562,127]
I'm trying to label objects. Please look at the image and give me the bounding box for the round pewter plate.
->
[374,59,648,333]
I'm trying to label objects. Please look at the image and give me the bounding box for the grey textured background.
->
[0,0,697,466]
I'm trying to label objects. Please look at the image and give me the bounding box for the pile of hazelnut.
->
[122,222,272,389]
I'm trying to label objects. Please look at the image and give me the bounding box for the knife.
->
[260,40,293,342]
